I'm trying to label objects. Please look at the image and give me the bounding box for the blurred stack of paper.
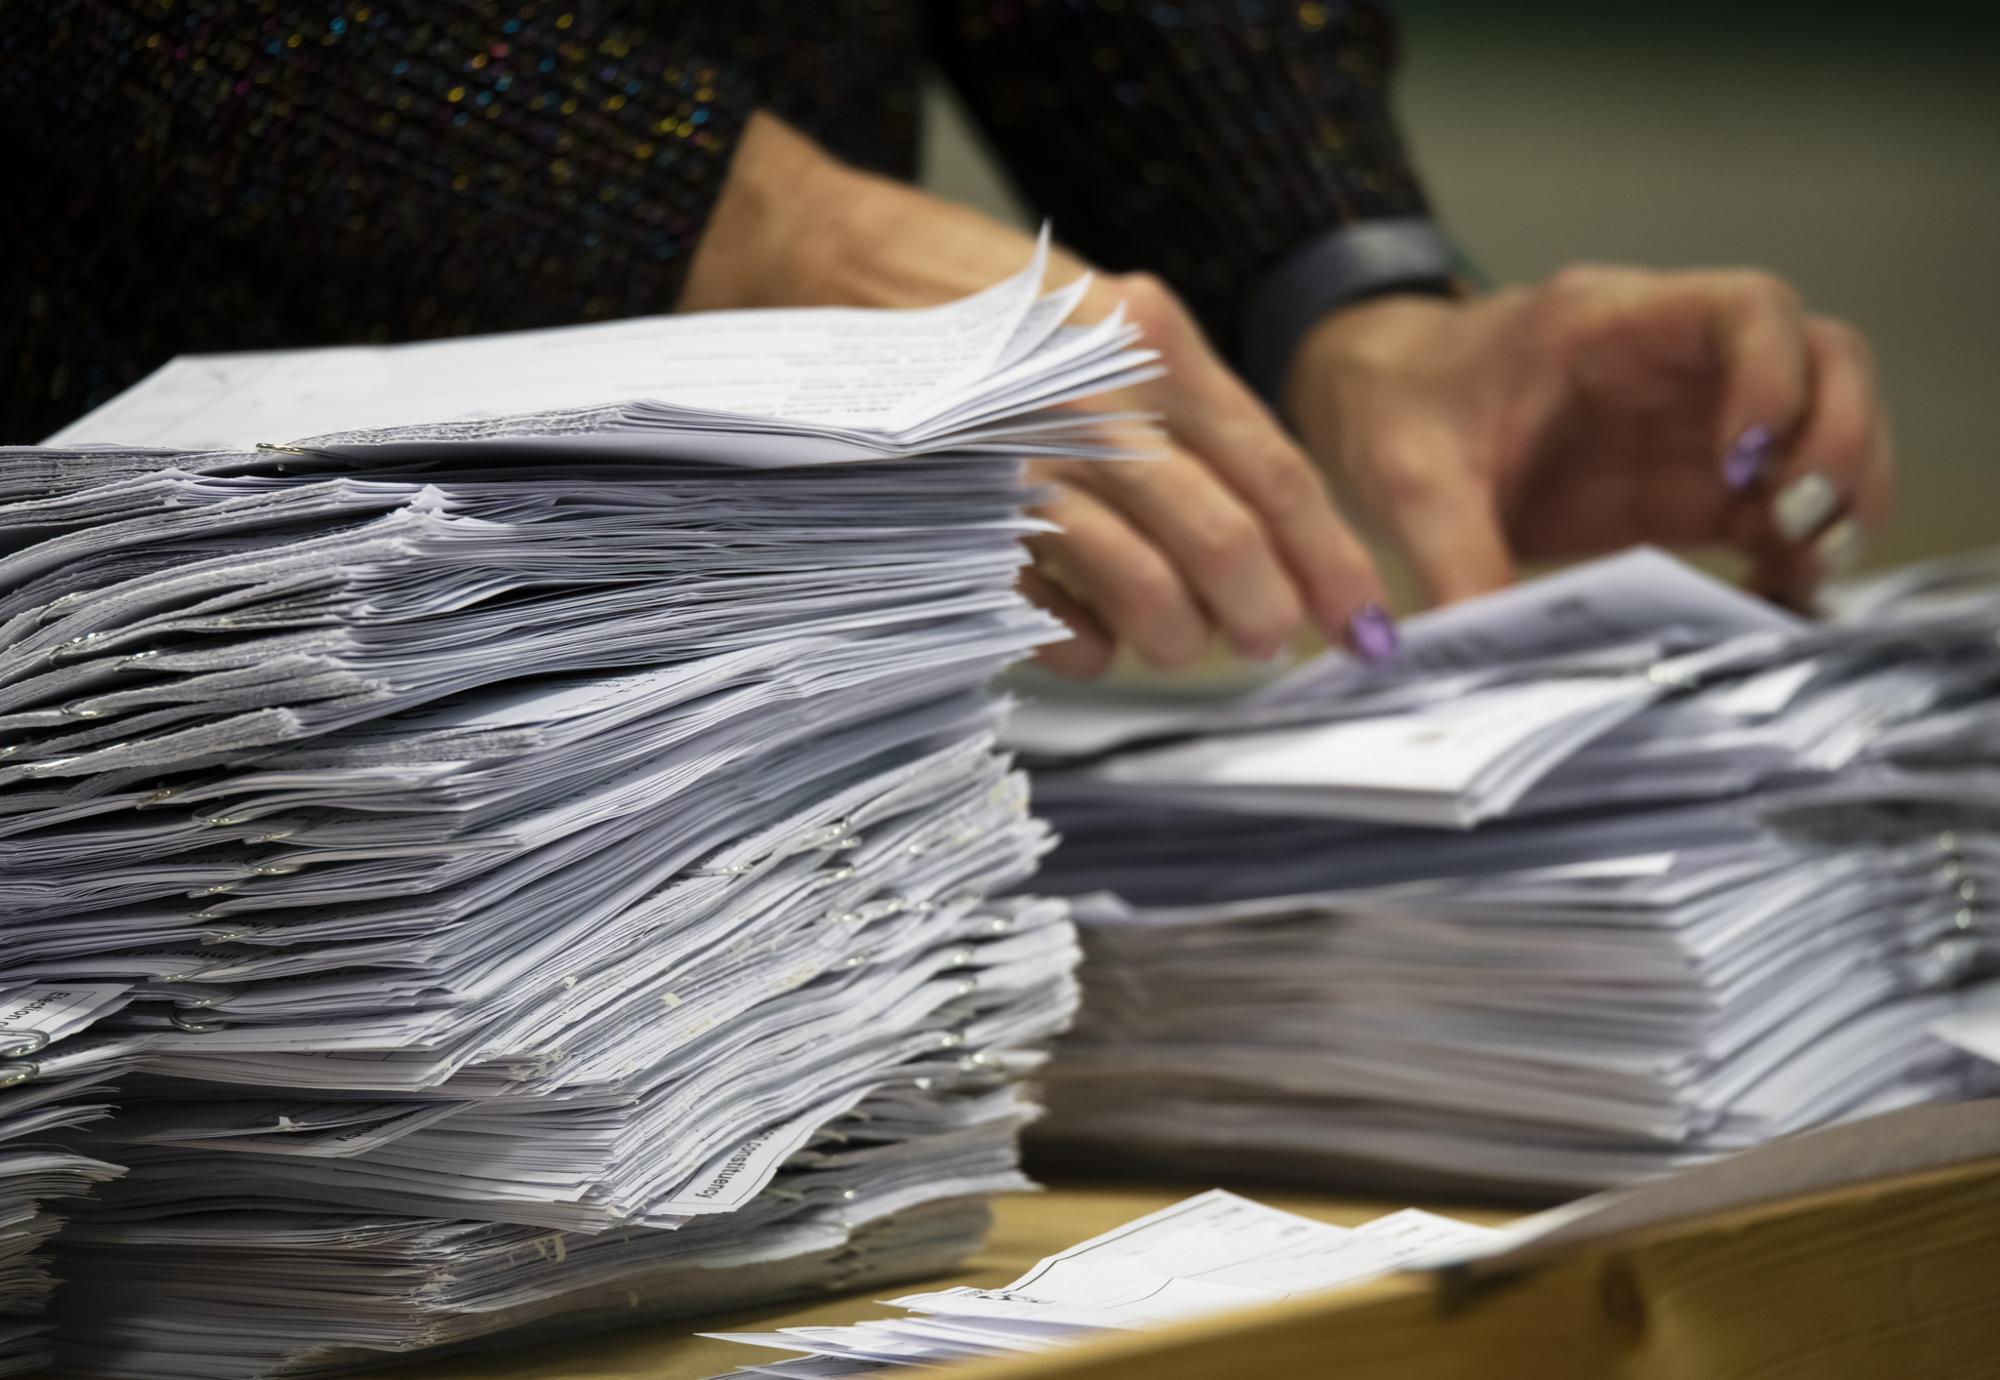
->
[0,238,1139,1378]
[0,987,129,1378]
[709,1188,1495,1375]
[1020,549,2000,1199]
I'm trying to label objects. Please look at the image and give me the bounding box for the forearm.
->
[683,113,1092,315]
[924,0,1432,355]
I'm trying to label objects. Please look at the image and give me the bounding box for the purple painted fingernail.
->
[1347,603,1399,664]
[1723,423,1774,492]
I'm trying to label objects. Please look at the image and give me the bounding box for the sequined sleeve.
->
[925,0,1435,362]
[4,2,754,441]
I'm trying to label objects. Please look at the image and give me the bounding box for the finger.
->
[1768,317,1892,537]
[1110,274,1396,655]
[1746,532,1830,611]
[1851,404,1897,544]
[1745,318,1893,603]
[1017,566,1116,680]
[1029,483,1212,671]
[1064,450,1305,661]
[1363,421,1515,605]
[1712,477,1816,608]
[1687,269,1811,495]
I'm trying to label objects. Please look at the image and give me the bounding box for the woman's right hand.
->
[681,112,1398,678]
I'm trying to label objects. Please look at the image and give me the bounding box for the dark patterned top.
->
[3,1,1430,443]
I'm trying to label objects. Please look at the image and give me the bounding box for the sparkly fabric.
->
[4,1,1424,443]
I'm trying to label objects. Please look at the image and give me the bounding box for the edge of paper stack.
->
[2,233,1159,1378]
[1016,544,2000,1199]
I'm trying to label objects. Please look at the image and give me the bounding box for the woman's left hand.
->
[1286,265,1895,608]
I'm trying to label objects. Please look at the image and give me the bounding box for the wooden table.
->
[320,1110,2000,1380]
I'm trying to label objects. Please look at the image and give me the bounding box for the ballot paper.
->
[44,226,1158,464]
[707,1189,1497,1376]
[0,246,1137,1378]
[1022,548,2000,1199]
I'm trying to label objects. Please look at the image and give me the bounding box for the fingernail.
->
[1346,603,1400,664]
[1814,516,1865,575]
[1773,473,1839,542]
[1722,423,1774,491]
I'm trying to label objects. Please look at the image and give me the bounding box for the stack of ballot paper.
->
[1019,548,2000,1199]
[708,1188,1496,1375]
[0,237,1150,1378]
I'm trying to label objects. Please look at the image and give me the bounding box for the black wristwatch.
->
[1240,217,1462,419]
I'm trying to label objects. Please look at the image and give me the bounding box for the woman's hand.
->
[684,113,1397,677]
[1017,271,1394,678]
[1286,266,1894,608]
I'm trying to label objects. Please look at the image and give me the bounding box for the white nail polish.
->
[1815,516,1864,575]
[1774,473,1839,542]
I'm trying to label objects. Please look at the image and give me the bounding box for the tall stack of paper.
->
[1021,548,2000,1199]
[0,238,1150,1378]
